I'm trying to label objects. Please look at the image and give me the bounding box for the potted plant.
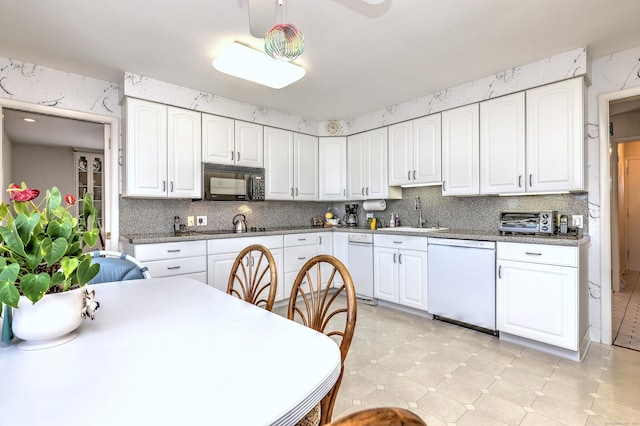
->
[0,183,101,348]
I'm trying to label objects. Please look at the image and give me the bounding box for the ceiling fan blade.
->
[248,0,275,38]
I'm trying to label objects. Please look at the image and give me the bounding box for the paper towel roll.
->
[362,199,387,211]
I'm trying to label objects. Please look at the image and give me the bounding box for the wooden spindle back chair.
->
[227,244,277,311]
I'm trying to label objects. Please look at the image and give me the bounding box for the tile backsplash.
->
[119,188,588,235]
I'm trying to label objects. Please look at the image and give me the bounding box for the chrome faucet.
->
[414,196,425,228]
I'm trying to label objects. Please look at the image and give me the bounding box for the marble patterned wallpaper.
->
[122,73,318,135]
[0,58,119,117]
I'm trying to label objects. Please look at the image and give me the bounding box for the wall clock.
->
[325,120,342,136]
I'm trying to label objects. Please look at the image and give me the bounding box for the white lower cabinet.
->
[283,233,321,297]
[496,242,588,354]
[373,235,428,311]
[123,240,207,283]
[207,236,283,300]
[332,232,349,287]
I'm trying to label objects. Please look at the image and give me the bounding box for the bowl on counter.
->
[326,218,340,226]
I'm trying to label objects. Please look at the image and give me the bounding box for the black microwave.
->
[202,164,265,201]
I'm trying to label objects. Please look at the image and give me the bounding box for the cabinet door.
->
[264,126,294,200]
[398,249,428,311]
[413,114,442,185]
[388,122,412,186]
[332,232,349,287]
[480,93,525,194]
[347,133,367,200]
[202,114,234,165]
[366,127,389,199]
[441,104,480,196]
[207,252,238,292]
[373,247,399,303]
[497,259,578,350]
[270,248,284,302]
[235,121,263,167]
[293,133,319,200]
[167,107,202,198]
[526,78,584,192]
[125,98,168,197]
[319,137,347,200]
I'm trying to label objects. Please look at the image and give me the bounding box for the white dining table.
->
[0,277,341,426]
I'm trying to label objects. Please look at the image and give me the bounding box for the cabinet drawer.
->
[134,240,207,261]
[374,234,427,251]
[145,256,207,277]
[497,242,577,267]
[207,235,283,254]
[284,233,319,247]
[284,245,318,273]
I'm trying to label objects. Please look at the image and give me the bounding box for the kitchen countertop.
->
[121,226,588,247]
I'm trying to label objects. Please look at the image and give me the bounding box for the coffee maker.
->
[344,204,359,226]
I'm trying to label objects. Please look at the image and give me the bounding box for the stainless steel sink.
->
[380,226,449,233]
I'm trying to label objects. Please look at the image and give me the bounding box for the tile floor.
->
[276,299,640,425]
[613,271,640,352]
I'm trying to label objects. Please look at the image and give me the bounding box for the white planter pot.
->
[12,287,85,350]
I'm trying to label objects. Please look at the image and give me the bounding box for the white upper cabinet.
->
[264,126,317,200]
[347,128,401,200]
[526,77,585,192]
[480,92,525,195]
[202,115,263,167]
[167,106,202,198]
[124,98,201,198]
[235,121,264,167]
[389,114,442,186]
[294,133,319,200]
[441,104,480,196]
[319,137,347,200]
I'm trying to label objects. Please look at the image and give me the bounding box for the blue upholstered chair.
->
[88,250,151,284]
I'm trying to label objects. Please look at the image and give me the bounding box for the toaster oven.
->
[499,211,557,235]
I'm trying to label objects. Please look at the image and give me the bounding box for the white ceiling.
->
[1,0,640,123]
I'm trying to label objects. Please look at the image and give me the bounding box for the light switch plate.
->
[571,215,583,228]
[187,216,195,227]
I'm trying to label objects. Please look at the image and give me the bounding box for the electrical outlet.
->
[366,213,374,219]
[572,215,583,228]
[197,215,207,226]
[187,216,195,227]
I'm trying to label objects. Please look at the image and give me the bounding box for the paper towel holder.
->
[363,199,387,211]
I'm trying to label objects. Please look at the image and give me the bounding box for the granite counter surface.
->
[121,226,588,247]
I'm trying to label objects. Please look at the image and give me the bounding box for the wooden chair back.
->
[288,254,357,425]
[325,407,426,426]
[227,244,277,311]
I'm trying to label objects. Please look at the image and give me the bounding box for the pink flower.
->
[8,183,40,202]
[65,194,77,205]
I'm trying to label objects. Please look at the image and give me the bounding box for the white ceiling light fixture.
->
[212,42,305,89]
[362,0,386,4]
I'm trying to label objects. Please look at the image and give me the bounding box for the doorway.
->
[609,96,640,351]
[0,99,119,250]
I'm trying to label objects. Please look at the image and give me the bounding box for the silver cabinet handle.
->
[518,175,522,188]
[231,151,234,161]
[362,187,365,196]
[167,249,181,253]
[408,171,411,180]
[295,188,299,196]
[167,266,180,270]
[290,187,294,196]
[525,252,543,256]
[343,189,346,196]
[498,265,502,278]
[170,181,174,192]
[298,238,306,241]
[298,256,306,260]
[237,151,240,161]
[442,180,446,191]
[366,187,369,196]
[393,241,403,244]
[413,170,416,180]
[529,174,533,186]
[319,236,322,245]
[162,181,166,192]
[398,253,402,264]
[393,253,397,263]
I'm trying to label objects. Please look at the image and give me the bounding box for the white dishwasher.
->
[347,233,374,301]
[427,237,496,333]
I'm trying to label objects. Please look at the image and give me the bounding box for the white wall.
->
[1,124,12,203]
[11,144,75,199]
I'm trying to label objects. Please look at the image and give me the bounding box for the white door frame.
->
[0,99,119,251]
[599,85,640,345]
